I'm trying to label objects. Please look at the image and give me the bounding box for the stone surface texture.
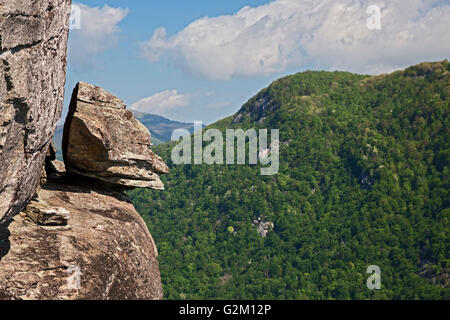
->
[63,82,169,189]
[0,1,165,300]
[0,0,72,222]
[0,181,163,300]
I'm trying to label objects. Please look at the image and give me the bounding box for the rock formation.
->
[0,86,168,299]
[63,82,169,190]
[0,179,162,300]
[0,1,167,300]
[0,0,72,223]
[253,218,274,237]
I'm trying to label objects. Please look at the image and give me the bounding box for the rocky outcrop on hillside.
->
[63,82,169,190]
[232,88,279,125]
[0,0,72,223]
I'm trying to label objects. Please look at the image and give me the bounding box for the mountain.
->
[53,111,197,159]
[128,61,449,300]
[131,110,198,144]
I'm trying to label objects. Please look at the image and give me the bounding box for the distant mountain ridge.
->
[130,110,198,144]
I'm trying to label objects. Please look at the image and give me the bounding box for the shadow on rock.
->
[0,219,12,261]
[43,174,132,204]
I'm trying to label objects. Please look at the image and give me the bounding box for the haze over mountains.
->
[131,110,198,145]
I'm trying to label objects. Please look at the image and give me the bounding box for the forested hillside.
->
[128,61,449,299]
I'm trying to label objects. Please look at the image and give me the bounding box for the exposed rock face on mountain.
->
[0,134,165,299]
[252,218,274,238]
[232,89,279,125]
[0,180,162,300]
[63,82,169,190]
[0,0,71,223]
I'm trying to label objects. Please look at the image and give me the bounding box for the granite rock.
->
[63,82,169,189]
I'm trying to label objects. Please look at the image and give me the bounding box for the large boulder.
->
[0,0,72,223]
[63,82,169,189]
[0,1,166,301]
[0,180,163,300]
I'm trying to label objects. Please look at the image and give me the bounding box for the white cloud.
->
[69,3,129,65]
[130,90,191,117]
[142,0,450,79]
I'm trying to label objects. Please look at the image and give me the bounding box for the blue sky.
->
[65,0,281,124]
[64,0,450,124]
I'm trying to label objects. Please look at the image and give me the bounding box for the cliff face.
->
[0,1,167,300]
[0,0,71,223]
